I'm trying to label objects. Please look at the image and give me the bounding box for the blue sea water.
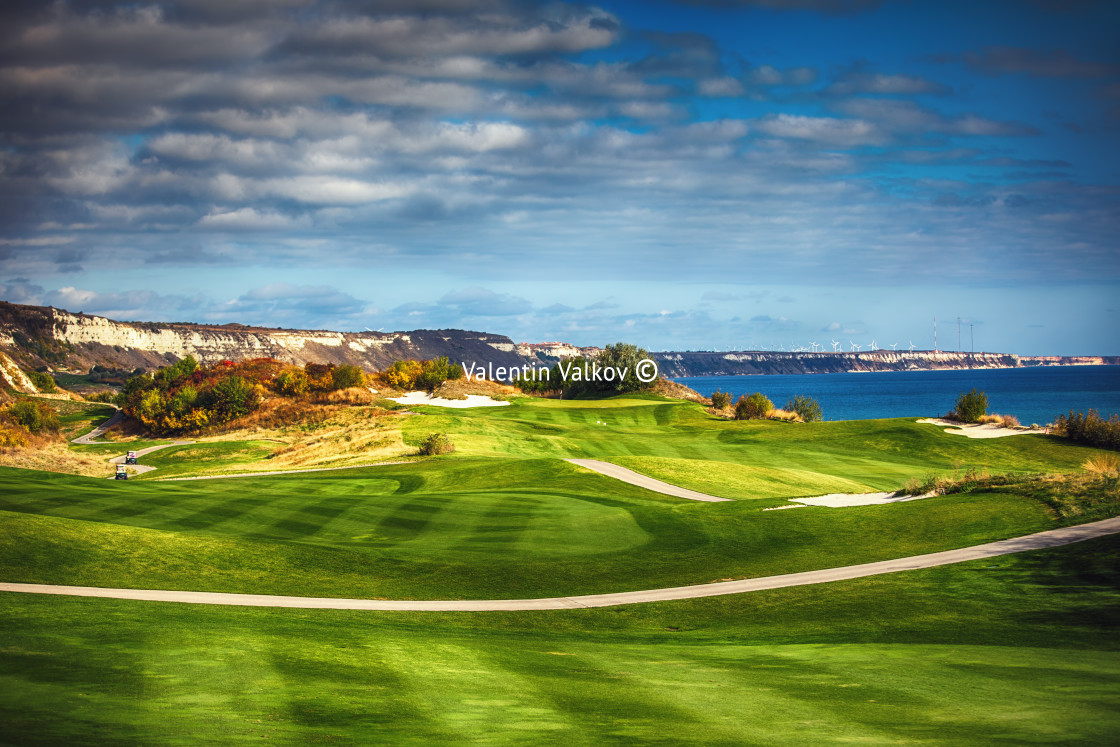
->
[672,366,1120,425]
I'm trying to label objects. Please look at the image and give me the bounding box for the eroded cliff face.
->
[0,301,1114,379]
[0,302,528,373]
[654,350,1028,377]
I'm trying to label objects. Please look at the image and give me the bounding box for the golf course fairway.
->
[1,394,1118,743]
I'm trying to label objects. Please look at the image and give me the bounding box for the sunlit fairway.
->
[1,394,1118,743]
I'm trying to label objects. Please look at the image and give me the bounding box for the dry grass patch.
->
[650,378,707,403]
[767,408,803,423]
[1084,453,1120,478]
[325,387,380,405]
[0,440,108,477]
[435,377,519,401]
[978,413,1021,428]
[202,401,412,471]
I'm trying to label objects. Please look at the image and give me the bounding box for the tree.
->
[275,369,309,397]
[735,392,773,420]
[597,342,654,394]
[331,364,365,391]
[786,394,822,422]
[710,390,732,409]
[384,360,423,390]
[204,375,259,421]
[954,388,988,423]
[417,356,461,391]
[6,400,60,433]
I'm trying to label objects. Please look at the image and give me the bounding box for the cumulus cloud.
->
[0,0,1116,343]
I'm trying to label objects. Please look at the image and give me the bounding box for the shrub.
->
[767,408,802,422]
[1054,410,1120,451]
[418,432,455,456]
[384,360,423,390]
[735,392,773,420]
[5,400,60,433]
[331,364,365,391]
[416,356,462,391]
[204,375,260,421]
[710,390,732,409]
[27,370,56,393]
[275,369,309,397]
[953,388,988,423]
[785,394,822,423]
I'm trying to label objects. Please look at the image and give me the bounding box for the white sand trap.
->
[917,418,1047,439]
[791,491,936,507]
[389,391,510,408]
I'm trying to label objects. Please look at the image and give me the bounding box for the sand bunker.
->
[790,491,935,508]
[389,391,511,408]
[917,418,1047,439]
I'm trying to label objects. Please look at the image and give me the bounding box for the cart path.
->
[3,516,1117,611]
[565,458,733,502]
[70,406,123,445]
[71,411,407,480]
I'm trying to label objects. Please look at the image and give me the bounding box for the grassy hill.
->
[0,394,1117,743]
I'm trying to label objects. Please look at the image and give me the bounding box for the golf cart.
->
[115,464,128,480]
[126,450,138,465]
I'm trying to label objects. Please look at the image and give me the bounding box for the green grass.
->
[0,454,1080,600]
[401,398,1098,493]
[0,533,1117,744]
[134,440,280,478]
[0,397,1108,599]
[2,394,1118,743]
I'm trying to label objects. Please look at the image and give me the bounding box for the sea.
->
[672,365,1120,425]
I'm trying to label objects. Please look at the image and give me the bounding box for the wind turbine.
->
[908,341,915,352]
[850,340,861,352]
[890,342,898,350]
[809,341,818,352]
[869,339,877,351]
[831,340,840,352]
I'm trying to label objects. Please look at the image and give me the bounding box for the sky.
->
[1,0,1118,355]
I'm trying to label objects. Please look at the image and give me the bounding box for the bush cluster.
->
[380,357,463,392]
[418,432,455,456]
[3,400,61,434]
[1053,409,1120,451]
[515,343,656,398]
[27,370,56,393]
[118,356,371,435]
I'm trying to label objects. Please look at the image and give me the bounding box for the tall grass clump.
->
[1053,410,1120,451]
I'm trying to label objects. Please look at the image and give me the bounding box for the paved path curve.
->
[566,458,732,502]
[70,406,123,445]
[3,516,1117,611]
